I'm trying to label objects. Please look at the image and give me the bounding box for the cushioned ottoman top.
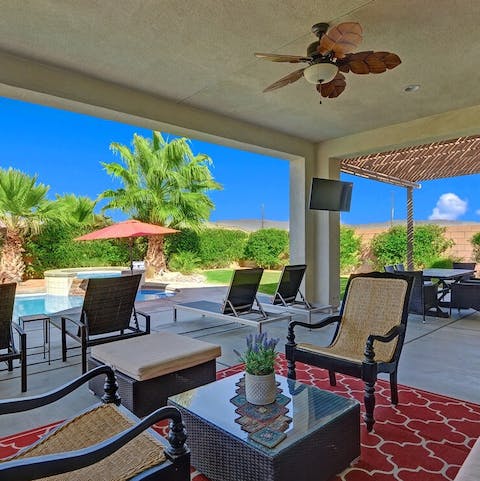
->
[91,332,221,381]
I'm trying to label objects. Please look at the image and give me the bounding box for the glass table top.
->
[169,373,359,455]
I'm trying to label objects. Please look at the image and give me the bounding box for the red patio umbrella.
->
[75,219,179,270]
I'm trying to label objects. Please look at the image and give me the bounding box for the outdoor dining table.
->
[422,268,475,317]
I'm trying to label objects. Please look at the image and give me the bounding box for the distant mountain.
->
[209,219,289,232]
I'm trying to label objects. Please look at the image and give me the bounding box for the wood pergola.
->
[341,135,480,268]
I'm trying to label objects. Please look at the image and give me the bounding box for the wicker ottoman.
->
[88,331,221,417]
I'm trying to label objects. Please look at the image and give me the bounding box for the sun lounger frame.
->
[173,298,291,333]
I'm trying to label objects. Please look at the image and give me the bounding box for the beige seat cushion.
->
[455,438,480,481]
[91,331,221,381]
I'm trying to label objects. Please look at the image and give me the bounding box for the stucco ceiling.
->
[0,0,479,142]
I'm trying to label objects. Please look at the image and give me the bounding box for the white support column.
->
[289,147,340,308]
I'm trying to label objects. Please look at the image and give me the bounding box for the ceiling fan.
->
[255,22,401,99]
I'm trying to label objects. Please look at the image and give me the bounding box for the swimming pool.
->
[44,267,138,296]
[13,289,175,319]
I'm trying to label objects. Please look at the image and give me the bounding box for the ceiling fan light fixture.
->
[304,62,338,84]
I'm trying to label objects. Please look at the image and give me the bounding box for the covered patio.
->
[1,1,480,480]
[1,0,480,309]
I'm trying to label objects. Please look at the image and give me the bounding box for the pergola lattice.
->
[341,135,480,268]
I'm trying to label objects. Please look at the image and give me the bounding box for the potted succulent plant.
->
[234,332,279,405]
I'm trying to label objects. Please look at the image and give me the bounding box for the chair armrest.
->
[364,325,404,363]
[11,321,26,337]
[136,310,151,333]
[60,315,85,328]
[11,322,26,353]
[367,324,404,345]
[0,406,188,481]
[287,315,340,345]
[0,366,120,415]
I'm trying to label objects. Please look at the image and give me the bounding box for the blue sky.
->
[1,96,479,225]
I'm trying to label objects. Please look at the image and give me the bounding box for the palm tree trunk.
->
[145,235,167,277]
[0,229,25,282]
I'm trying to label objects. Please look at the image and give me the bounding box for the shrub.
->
[471,232,480,262]
[164,229,200,258]
[370,224,454,269]
[428,258,454,268]
[168,251,201,274]
[243,228,289,269]
[165,227,248,269]
[24,222,136,277]
[198,228,248,268]
[340,226,361,274]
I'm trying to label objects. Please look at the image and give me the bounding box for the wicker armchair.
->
[0,366,190,481]
[54,274,150,373]
[0,283,27,392]
[450,281,480,314]
[453,262,477,280]
[403,270,439,322]
[286,272,413,432]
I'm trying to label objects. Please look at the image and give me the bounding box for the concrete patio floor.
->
[1,284,479,438]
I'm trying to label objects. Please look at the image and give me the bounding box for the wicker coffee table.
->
[168,373,360,481]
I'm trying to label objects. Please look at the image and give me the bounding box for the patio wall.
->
[350,221,480,272]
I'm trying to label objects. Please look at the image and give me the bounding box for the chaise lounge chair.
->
[173,268,291,332]
[52,274,150,374]
[260,264,332,323]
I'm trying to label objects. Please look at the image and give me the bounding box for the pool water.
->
[13,289,174,319]
[76,271,122,279]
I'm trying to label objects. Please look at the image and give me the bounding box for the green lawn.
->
[202,269,350,299]
[202,269,281,295]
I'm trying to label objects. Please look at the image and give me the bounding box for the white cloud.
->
[429,193,467,220]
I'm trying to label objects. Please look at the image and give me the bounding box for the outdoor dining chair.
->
[403,270,439,322]
[0,282,27,392]
[453,262,477,280]
[54,274,150,373]
[286,271,413,432]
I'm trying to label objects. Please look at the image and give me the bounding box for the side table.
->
[169,373,360,481]
[18,314,51,365]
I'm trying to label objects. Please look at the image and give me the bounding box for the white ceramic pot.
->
[244,372,277,405]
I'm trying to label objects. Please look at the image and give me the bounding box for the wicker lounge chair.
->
[173,268,291,332]
[260,264,332,323]
[53,274,150,373]
[286,271,413,432]
[0,365,190,481]
[0,283,27,392]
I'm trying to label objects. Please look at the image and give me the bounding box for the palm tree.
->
[100,132,222,275]
[0,168,53,282]
[53,193,103,226]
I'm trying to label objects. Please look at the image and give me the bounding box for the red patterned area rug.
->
[1,357,480,481]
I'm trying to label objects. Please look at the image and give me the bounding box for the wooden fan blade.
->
[255,52,311,63]
[318,22,363,58]
[338,51,401,74]
[263,68,306,93]
[317,72,346,98]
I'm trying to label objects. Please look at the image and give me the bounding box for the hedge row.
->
[165,227,288,269]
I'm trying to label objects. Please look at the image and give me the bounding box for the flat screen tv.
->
[309,178,353,212]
